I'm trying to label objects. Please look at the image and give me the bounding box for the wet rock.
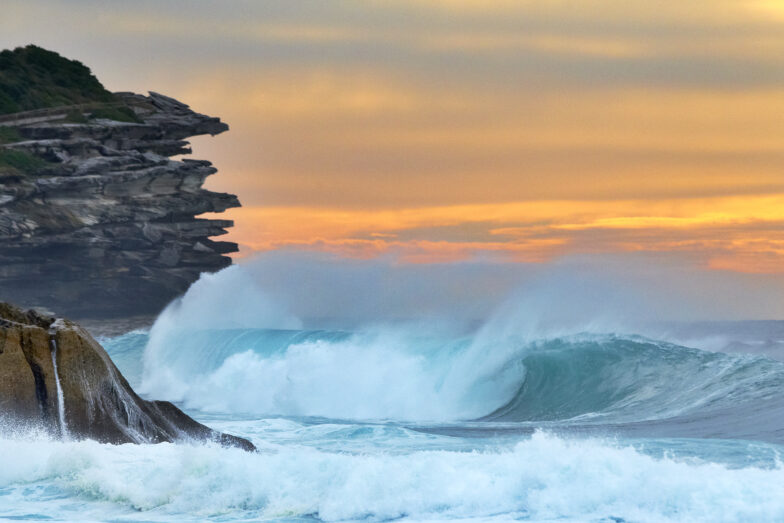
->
[0,302,255,451]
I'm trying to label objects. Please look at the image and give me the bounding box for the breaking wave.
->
[2,431,784,522]
[124,326,784,426]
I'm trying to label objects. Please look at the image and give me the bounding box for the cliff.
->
[0,51,240,317]
[0,302,254,450]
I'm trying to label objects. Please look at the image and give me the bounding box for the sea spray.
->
[164,251,784,327]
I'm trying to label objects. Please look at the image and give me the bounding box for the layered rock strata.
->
[0,302,255,451]
[0,92,239,318]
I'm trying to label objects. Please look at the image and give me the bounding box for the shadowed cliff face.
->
[0,302,254,451]
[0,91,239,319]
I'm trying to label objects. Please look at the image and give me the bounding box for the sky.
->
[2,0,784,276]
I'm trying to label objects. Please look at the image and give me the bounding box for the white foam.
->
[1,432,783,522]
[142,329,517,421]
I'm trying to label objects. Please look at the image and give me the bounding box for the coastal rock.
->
[0,91,240,319]
[0,302,255,451]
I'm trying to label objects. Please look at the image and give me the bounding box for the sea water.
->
[3,257,784,522]
[2,322,784,522]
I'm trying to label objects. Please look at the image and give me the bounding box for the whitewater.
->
[3,256,784,522]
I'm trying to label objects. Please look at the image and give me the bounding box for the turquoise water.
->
[2,324,784,522]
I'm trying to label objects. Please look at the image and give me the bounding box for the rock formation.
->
[0,91,239,318]
[0,301,255,451]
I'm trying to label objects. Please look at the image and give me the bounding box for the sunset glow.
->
[4,0,784,274]
[215,192,784,271]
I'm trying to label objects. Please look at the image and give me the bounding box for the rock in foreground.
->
[0,302,255,451]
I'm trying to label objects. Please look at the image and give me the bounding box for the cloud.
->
[3,0,784,280]
[208,194,784,272]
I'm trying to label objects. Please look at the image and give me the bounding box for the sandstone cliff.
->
[0,302,254,450]
[0,91,239,318]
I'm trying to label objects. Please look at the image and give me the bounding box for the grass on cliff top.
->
[0,149,49,176]
[0,45,119,115]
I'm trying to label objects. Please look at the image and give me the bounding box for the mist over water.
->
[151,251,784,331]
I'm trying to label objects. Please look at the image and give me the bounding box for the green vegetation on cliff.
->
[0,45,142,123]
[0,45,114,114]
[0,149,49,176]
[0,45,139,123]
[0,126,22,144]
[89,105,141,123]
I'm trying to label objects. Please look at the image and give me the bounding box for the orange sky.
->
[3,0,784,273]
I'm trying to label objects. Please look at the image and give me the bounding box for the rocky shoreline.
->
[0,91,240,319]
[0,302,254,451]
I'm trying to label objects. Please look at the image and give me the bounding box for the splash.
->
[49,338,69,440]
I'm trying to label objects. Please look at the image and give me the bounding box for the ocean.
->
[2,316,784,522]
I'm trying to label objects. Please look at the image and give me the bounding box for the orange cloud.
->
[205,194,784,273]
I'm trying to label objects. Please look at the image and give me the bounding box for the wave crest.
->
[121,325,784,424]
